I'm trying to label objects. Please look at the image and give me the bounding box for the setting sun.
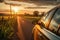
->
[12,6,19,12]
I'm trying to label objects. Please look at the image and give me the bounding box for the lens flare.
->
[12,6,19,12]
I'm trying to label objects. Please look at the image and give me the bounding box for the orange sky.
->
[0,9,52,14]
[0,9,33,14]
[0,1,56,14]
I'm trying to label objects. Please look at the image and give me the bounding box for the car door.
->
[36,7,58,40]
[49,8,60,36]
[40,7,57,28]
[37,7,60,40]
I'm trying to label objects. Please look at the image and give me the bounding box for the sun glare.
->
[12,6,19,12]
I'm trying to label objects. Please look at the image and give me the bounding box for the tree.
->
[24,13,30,16]
[33,11,39,16]
[41,12,45,17]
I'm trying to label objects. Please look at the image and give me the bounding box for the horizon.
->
[0,0,57,14]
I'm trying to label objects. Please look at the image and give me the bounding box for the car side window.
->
[49,8,60,36]
[45,8,56,20]
[43,8,56,28]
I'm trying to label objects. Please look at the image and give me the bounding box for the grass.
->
[0,16,18,40]
[22,16,41,24]
[0,15,41,40]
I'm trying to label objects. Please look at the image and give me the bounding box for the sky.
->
[0,0,56,14]
[6,0,57,1]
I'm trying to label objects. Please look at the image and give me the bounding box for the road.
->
[16,16,34,40]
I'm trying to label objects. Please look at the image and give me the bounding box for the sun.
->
[12,6,24,14]
[12,6,19,13]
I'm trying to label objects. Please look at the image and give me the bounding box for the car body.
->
[32,6,60,40]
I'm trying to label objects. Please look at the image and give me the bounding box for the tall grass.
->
[0,16,18,40]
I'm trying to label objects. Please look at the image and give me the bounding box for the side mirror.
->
[37,21,45,28]
[32,19,39,25]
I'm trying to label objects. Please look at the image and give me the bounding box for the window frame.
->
[48,8,60,36]
[43,7,58,28]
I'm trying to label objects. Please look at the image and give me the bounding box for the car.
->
[32,6,60,40]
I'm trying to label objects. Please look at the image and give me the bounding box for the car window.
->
[45,9,56,21]
[49,8,60,36]
[40,8,55,22]
[42,8,56,28]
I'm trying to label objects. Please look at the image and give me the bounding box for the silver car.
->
[32,6,60,40]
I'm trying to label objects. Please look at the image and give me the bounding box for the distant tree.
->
[24,13,30,16]
[33,11,39,16]
[0,0,4,3]
[41,12,45,17]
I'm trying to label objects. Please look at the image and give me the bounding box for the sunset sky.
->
[0,0,56,14]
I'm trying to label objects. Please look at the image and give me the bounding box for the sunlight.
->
[12,6,19,13]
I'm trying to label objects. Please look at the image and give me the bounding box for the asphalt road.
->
[16,16,34,40]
